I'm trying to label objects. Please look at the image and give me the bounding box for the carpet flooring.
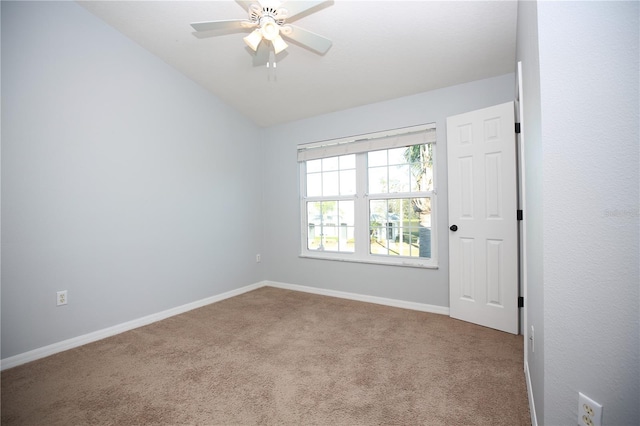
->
[1,286,530,425]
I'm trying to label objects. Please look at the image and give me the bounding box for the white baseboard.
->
[0,281,266,371]
[2,280,449,371]
[525,361,538,426]
[265,281,450,316]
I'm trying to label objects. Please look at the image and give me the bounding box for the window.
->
[298,125,437,268]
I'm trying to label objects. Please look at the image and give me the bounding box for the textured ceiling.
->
[79,1,518,127]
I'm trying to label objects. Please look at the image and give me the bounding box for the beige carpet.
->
[1,287,530,425]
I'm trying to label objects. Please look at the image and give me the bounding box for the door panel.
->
[447,102,518,334]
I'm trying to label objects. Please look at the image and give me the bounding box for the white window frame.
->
[298,124,438,268]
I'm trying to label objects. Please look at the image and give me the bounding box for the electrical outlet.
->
[56,290,68,306]
[578,392,602,426]
[256,254,261,263]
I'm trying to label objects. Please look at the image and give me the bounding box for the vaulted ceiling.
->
[79,1,518,127]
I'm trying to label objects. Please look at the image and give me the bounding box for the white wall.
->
[539,2,639,424]
[519,1,640,425]
[261,74,515,307]
[1,1,264,359]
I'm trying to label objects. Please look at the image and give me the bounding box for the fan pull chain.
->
[266,58,277,82]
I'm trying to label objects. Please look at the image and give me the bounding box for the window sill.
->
[298,254,439,269]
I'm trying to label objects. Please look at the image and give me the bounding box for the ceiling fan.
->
[190,0,333,57]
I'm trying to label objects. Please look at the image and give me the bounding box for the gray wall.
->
[262,74,515,307]
[1,1,264,359]
[518,1,640,425]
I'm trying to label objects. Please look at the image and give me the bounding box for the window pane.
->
[337,200,355,252]
[338,200,354,225]
[306,173,322,197]
[390,164,411,192]
[410,169,421,192]
[370,197,400,255]
[340,170,356,195]
[339,154,356,169]
[307,201,335,251]
[307,202,322,251]
[322,156,339,171]
[368,150,387,167]
[307,201,322,220]
[369,200,387,224]
[387,147,406,165]
[405,198,419,221]
[322,171,339,196]
[368,167,387,194]
[307,159,322,173]
[407,144,434,192]
[413,197,432,258]
[412,197,431,226]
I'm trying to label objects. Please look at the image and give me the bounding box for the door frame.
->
[516,61,529,354]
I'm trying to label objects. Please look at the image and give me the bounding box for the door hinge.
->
[517,210,523,221]
[515,122,521,134]
[518,296,524,308]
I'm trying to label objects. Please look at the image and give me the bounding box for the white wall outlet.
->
[56,290,68,306]
[578,392,603,426]
[256,254,261,263]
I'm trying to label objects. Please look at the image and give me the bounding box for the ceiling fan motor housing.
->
[250,4,286,27]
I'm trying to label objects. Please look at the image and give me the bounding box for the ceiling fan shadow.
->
[192,28,248,39]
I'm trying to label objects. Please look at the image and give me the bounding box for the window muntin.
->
[299,125,437,268]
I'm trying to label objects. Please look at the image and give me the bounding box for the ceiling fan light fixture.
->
[243,29,262,51]
[271,34,288,54]
[260,19,279,41]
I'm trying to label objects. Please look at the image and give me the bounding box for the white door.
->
[447,102,518,334]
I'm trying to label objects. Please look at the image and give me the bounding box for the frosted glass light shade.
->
[271,35,288,54]
[243,29,262,51]
[261,20,279,41]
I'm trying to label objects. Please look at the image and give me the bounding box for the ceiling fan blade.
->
[235,1,255,12]
[190,19,248,32]
[282,25,332,54]
[280,0,330,20]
